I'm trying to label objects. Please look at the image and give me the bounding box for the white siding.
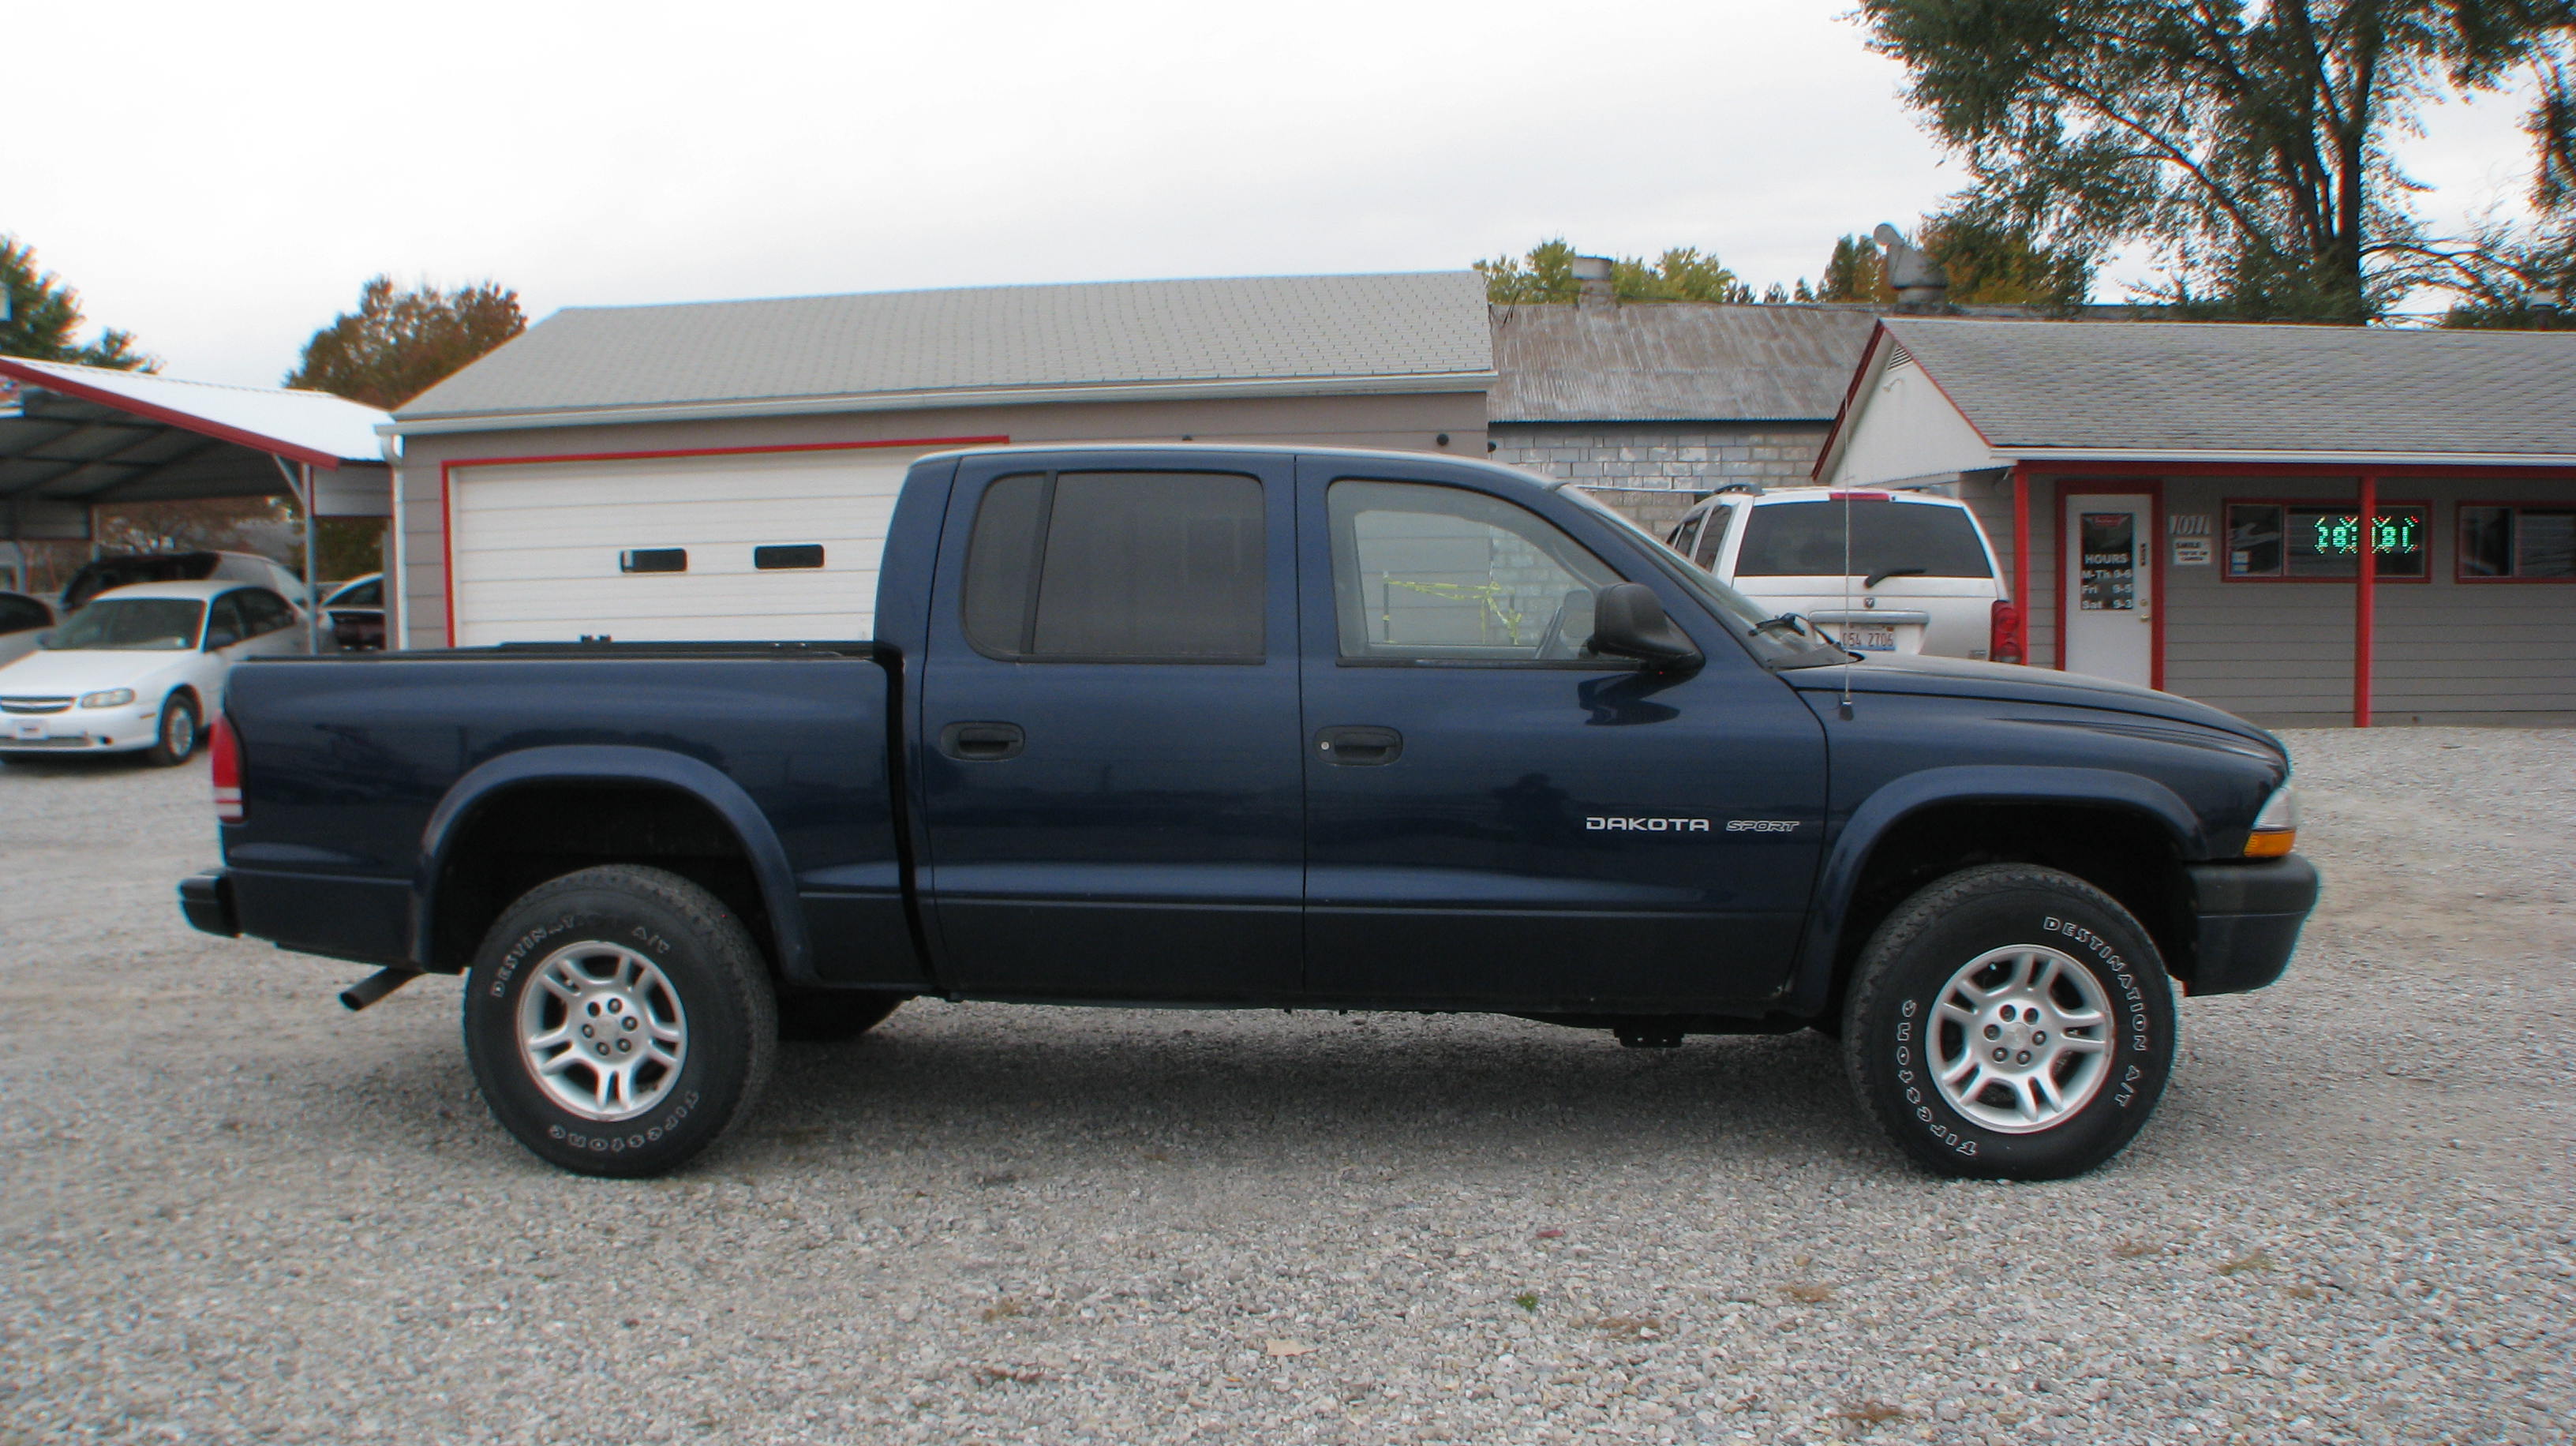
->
[450,448,930,645]
[1826,357,1999,488]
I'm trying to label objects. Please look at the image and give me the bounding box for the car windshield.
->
[1735,497,1994,579]
[44,598,204,650]
[1554,486,1849,670]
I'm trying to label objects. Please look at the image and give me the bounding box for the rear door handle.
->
[940,721,1026,760]
[1316,725,1402,766]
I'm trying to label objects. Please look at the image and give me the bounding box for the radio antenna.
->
[1839,489,1856,719]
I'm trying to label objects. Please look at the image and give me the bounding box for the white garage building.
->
[387,272,1494,649]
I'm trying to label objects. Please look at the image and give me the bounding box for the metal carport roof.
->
[0,358,391,540]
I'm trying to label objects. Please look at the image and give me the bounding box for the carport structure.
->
[0,357,392,631]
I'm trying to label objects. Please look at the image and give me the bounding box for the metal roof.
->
[0,358,393,525]
[395,271,1496,434]
[1874,317,2576,461]
[1488,302,1879,424]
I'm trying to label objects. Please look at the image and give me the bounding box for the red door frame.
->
[2050,478,2166,691]
[436,435,1008,646]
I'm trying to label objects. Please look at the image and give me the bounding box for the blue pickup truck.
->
[179,446,2316,1181]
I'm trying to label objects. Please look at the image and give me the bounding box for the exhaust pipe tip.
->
[339,968,421,1012]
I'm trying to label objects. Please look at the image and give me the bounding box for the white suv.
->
[1661,485,2012,661]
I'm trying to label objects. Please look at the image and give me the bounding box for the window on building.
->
[2224,502,2428,579]
[2458,504,2576,580]
[961,471,1266,661]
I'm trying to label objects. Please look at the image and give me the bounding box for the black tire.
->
[462,864,777,1177]
[1841,863,2176,1182]
[143,692,200,767]
[777,989,907,1042]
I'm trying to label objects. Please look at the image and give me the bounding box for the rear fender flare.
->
[411,745,813,982]
[1784,765,2203,1014]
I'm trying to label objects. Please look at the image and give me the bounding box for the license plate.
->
[1841,627,1896,652]
[11,720,46,740]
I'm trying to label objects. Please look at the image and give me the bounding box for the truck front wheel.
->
[1840,863,2175,1181]
[462,865,777,1177]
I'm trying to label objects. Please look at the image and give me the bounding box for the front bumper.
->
[2182,854,2320,996]
[178,868,240,938]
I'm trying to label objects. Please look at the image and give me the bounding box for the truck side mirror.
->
[1589,583,1702,670]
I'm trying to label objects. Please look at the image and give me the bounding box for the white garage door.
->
[450,447,935,645]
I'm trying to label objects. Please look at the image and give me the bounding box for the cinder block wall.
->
[1488,422,1829,530]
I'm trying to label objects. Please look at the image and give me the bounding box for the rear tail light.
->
[1990,599,2024,665]
[210,711,244,823]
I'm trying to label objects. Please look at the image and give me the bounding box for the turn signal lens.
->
[210,712,244,823]
[2244,785,2298,858]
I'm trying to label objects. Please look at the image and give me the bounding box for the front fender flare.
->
[411,744,814,981]
[1782,765,2204,1015]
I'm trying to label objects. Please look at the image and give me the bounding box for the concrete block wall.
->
[1489,422,1830,530]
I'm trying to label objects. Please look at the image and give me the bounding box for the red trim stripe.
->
[0,357,351,469]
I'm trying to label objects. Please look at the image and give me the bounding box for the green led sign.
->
[2308,511,2421,556]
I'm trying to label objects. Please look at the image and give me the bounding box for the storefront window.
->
[2458,504,2576,580]
[2225,502,2428,579]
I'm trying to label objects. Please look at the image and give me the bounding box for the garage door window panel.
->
[963,471,1266,663]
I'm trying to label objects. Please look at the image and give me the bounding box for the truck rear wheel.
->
[1840,863,2174,1181]
[462,865,777,1177]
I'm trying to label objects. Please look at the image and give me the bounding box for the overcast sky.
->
[8,0,2543,389]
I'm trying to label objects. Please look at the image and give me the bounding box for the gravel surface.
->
[2,729,2572,1444]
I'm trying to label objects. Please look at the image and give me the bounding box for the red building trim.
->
[435,435,1008,646]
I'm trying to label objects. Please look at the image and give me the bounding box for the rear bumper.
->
[178,868,240,938]
[2182,854,2320,996]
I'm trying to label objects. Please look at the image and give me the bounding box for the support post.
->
[2355,473,2376,728]
[2012,465,2032,665]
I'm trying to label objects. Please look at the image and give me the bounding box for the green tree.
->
[1860,0,2576,323]
[1477,239,1754,304]
[1,235,154,370]
[1812,234,1890,302]
[285,276,526,408]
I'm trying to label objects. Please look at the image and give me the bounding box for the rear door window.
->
[238,589,296,635]
[1734,499,1992,579]
[961,471,1266,661]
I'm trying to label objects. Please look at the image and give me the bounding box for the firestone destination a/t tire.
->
[462,864,777,1178]
[1841,863,2176,1182]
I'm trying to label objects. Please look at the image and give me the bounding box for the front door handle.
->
[940,721,1026,760]
[1316,725,1403,766]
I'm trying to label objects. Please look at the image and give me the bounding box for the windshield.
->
[44,598,204,651]
[1554,486,1849,669]
[1735,497,1994,579]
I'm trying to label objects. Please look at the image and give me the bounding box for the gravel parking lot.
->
[2,728,2572,1445]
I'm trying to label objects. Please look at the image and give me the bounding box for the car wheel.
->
[1841,863,2175,1182]
[462,864,777,1177]
[144,693,200,767]
[777,989,908,1042]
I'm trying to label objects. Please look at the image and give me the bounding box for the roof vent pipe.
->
[1573,255,1616,313]
[1874,223,1949,311]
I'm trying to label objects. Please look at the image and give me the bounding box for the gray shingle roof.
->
[1488,303,1878,423]
[396,272,1493,429]
[1882,317,2576,457]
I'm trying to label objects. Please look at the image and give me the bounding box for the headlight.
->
[2243,784,2298,858]
[78,688,136,710]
